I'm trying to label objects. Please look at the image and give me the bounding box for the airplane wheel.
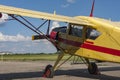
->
[88,62,100,75]
[43,64,54,78]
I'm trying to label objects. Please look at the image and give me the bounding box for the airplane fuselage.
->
[50,17,120,63]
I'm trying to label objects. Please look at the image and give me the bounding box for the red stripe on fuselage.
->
[81,43,120,56]
[58,38,120,56]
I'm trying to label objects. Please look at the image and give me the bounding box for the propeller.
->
[90,0,95,17]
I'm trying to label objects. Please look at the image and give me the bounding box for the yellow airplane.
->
[0,0,120,78]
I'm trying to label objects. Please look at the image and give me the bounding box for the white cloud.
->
[52,21,60,29]
[0,32,31,42]
[50,21,60,33]
[0,40,57,53]
[61,4,70,8]
[61,0,76,8]
[67,0,76,3]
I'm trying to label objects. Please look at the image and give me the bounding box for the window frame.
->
[68,24,84,38]
[86,28,101,40]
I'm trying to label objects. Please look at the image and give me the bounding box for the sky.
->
[0,0,120,53]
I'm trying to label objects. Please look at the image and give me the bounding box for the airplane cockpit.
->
[69,24,83,38]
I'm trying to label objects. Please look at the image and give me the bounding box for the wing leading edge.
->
[0,5,92,26]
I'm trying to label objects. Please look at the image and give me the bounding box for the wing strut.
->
[9,14,52,41]
[9,14,40,35]
[8,14,62,50]
[46,20,51,36]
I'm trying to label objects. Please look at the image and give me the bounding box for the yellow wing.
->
[0,5,90,25]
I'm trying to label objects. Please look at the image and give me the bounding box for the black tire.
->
[44,65,52,74]
[43,64,54,78]
[88,62,100,75]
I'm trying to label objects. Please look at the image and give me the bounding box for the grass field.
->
[0,53,82,61]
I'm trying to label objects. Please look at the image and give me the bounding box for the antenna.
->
[54,10,56,15]
[90,0,95,17]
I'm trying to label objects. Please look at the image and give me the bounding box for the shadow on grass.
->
[0,66,120,80]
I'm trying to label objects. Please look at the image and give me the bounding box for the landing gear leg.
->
[53,52,65,71]
[43,52,65,78]
[85,59,100,75]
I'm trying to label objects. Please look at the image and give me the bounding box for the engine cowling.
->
[50,26,67,40]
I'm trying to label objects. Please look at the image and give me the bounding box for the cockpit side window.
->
[86,28,101,40]
[69,25,83,37]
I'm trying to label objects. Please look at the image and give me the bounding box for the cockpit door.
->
[65,24,85,54]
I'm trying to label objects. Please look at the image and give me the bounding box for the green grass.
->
[0,54,81,61]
